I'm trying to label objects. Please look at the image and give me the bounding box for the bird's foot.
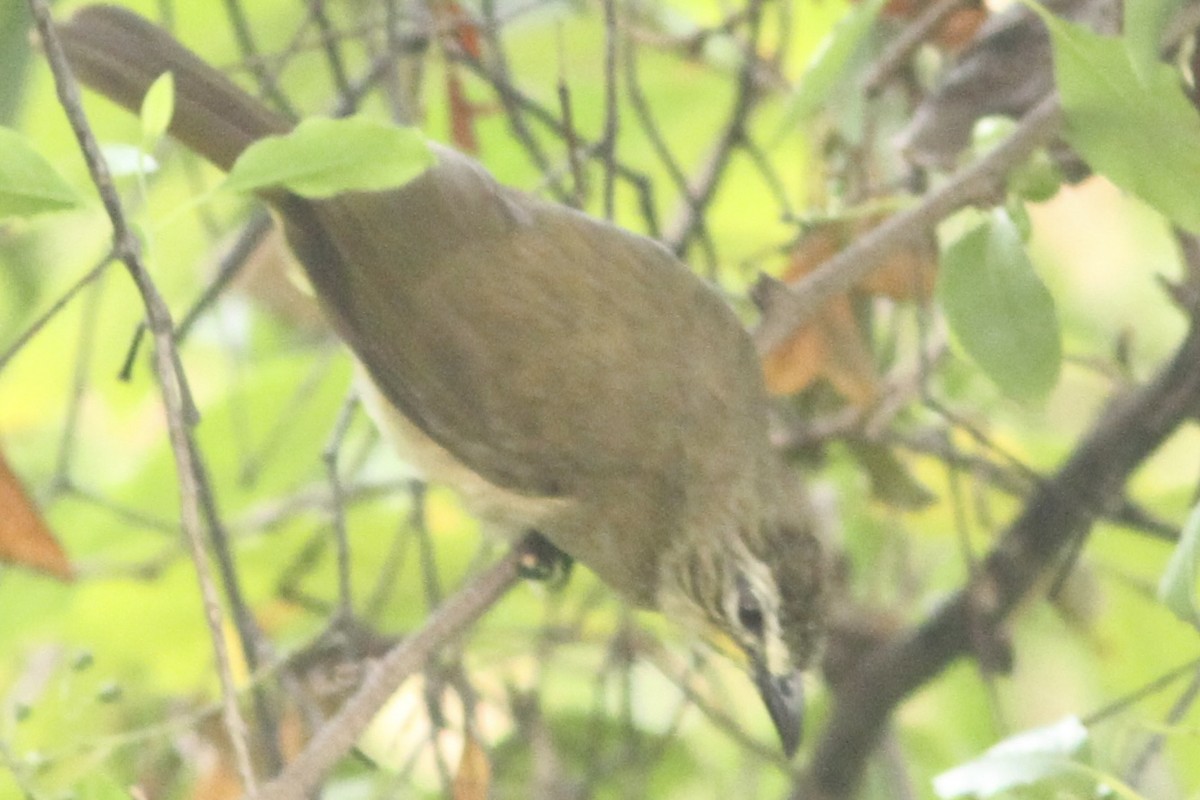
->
[517,531,574,589]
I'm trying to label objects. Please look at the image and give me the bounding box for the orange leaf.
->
[453,733,491,800]
[762,316,828,396]
[932,7,987,52]
[446,69,481,154]
[762,294,880,407]
[782,218,937,300]
[440,0,483,60]
[761,218,936,405]
[856,233,938,300]
[0,450,72,580]
[859,0,987,52]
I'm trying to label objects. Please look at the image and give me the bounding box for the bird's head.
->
[658,516,825,757]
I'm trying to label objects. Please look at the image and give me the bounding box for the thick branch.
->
[801,315,1200,798]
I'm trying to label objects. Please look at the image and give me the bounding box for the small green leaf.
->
[1024,3,1200,232]
[1007,148,1063,204]
[1125,0,1182,83]
[140,71,175,148]
[938,209,1062,403]
[225,116,436,198]
[777,0,887,134]
[0,126,83,218]
[1158,501,1200,627]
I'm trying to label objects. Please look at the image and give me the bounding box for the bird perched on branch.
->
[56,3,826,755]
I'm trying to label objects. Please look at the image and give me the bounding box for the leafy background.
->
[2,0,1200,798]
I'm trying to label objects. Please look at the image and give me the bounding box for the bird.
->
[56,3,826,757]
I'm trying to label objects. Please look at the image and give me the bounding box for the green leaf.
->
[225,116,436,198]
[937,209,1062,403]
[933,717,1089,798]
[0,126,83,218]
[933,716,1149,799]
[1125,0,1182,83]
[1025,3,1200,232]
[777,0,887,134]
[1158,501,1200,627]
[139,71,175,148]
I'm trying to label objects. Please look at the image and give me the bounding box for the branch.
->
[800,309,1200,798]
[257,542,525,799]
[28,0,261,793]
[755,0,1200,358]
[753,93,1062,357]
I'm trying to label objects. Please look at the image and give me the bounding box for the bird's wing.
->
[279,146,766,502]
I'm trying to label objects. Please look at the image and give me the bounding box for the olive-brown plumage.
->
[57,4,825,754]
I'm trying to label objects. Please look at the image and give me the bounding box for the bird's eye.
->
[737,598,764,636]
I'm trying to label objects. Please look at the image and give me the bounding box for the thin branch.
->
[754,94,1062,357]
[257,541,526,799]
[220,0,297,117]
[600,0,619,219]
[663,0,769,258]
[863,0,971,95]
[322,391,361,617]
[28,0,260,794]
[1125,662,1200,789]
[0,256,110,372]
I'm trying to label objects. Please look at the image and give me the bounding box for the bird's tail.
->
[57,4,291,172]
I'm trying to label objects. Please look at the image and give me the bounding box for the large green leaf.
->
[1125,0,1182,83]
[225,116,436,198]
[1027,3,1200,232]
[0,126,83,218]
[938,209,1062,403]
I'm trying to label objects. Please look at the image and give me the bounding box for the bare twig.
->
[663,0,769,258]
[863,0,971,95]
[0,256,110,372]
[28,0,260,793]
[257,541,525,799]
[219,0,297,117]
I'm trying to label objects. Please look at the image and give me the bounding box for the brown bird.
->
[57,3,825,755]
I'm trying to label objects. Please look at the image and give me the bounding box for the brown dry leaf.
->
[453,733,492,800]
[762,296,880,407]
[856,231,938,300]
[446,69,481,154]
[761,219,936,406]
[0,450,72,580]
[439,0,484,59]
[431,0,488,154]
[185,701,310,800]
[872,0,988,51]
[931,6,987,51]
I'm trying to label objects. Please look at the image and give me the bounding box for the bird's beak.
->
[752,657,804,758]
